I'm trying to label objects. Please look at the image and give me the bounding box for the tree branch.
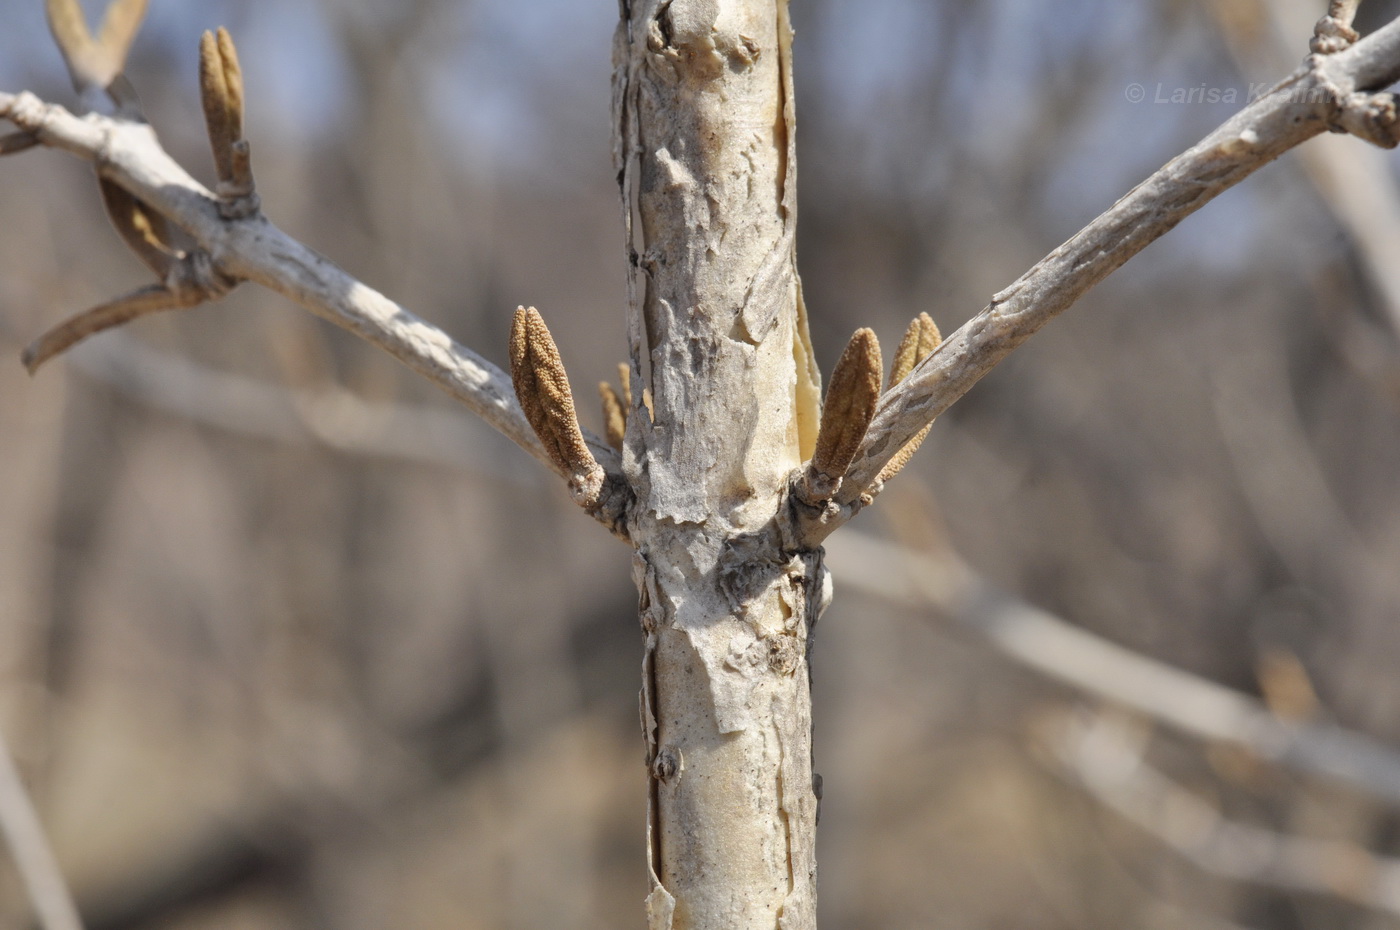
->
[1048,709,1400,917]
[826,530,1400,809]
[0,89,629,530]
[801,18,1400,541]
[0,728,83,930]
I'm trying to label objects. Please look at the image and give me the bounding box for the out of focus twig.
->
[825,530,1400,808]
[1046,708,1400,916]
[0,728,83,930]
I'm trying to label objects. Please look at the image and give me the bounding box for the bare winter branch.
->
[0,729,83,930]
[0,90,624,520]
[800,20,1400,542]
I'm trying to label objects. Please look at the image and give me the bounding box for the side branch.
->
[801,19,1400,542]
[0,90,627,522]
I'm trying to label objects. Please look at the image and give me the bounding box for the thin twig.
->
[22,283,184,373]
[1048,709,1400,916]
[0,90,626,514]
[825,530,1400,807]
[0,729,84,930]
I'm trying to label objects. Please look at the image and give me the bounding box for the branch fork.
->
[1313,0,1362,55]
[791,314,943,536]
[9,4,264,373]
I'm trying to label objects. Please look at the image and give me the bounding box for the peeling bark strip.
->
[617,1,821,926]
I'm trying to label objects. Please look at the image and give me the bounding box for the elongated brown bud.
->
[888,312,941,389]
[510,307,604,507]
[200,28,255,205]
[94,0,148,82]
[617,362,633,409]
[876,313,944,486]
[600,380,627,451]
[804,328,882,501]
[45,0,147,93]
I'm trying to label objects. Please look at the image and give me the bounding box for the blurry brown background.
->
[5,0,1400,927]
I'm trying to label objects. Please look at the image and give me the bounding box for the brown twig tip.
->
[887,312,942,390]
[22,284,183,375]
[876,313,945,487]
[805,327,882,500]
[509,307,604,507]
[199,27,256,210]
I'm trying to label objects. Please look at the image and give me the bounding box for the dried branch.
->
[510,307,606,509]
[802,20,1400,543]
[1048,709,1400,916]
[20,9,247,374]
[0,91,627,528]
[0,729,84,930]
[799,328,881,504]
[826,530,1400,808]
[22,284,187,373]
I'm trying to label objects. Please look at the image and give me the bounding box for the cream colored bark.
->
[614,2,823,927]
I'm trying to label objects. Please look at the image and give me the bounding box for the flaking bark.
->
[616,1,821,926]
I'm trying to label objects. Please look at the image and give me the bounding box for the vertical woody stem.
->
[617,1,820,928]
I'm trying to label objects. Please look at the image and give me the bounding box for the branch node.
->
[1332,91,1400,148]
[1312,1,1362,54]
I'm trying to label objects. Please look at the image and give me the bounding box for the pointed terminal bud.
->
[510,307,605,507]
[877,313,944,486]
[804,327,882,502]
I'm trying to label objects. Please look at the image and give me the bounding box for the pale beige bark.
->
[614,3,822,926]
